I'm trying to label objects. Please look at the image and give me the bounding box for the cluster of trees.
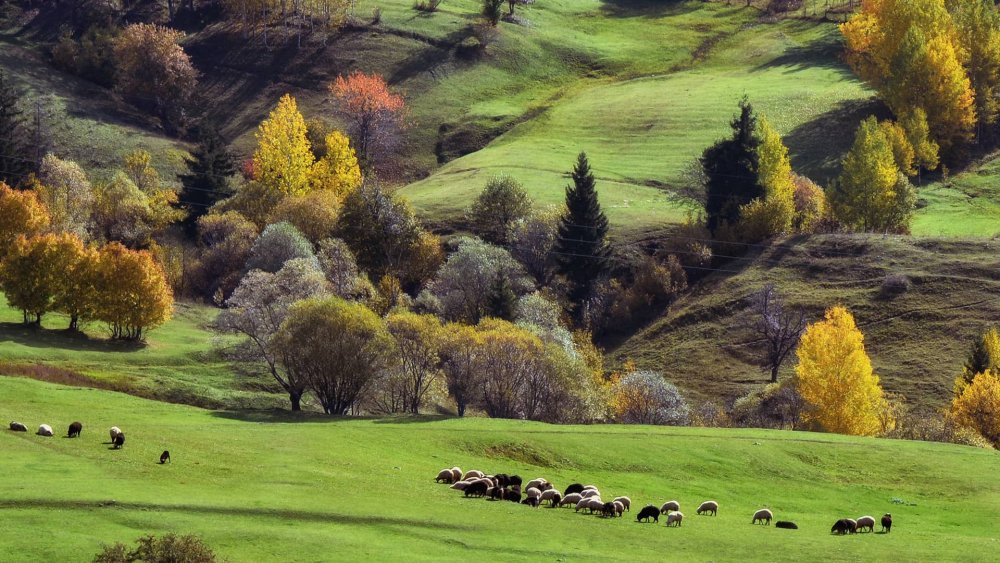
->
[220,0,351,46]
[841,0,1000,152]
[950,326,1000,447]
[0,183,173,339]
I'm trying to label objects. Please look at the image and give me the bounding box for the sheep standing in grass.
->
[660,501,680,514]
[752,509,773,525]
[601,502,616,518]
[113,433,125,449]
[560,493,583,508]
[450,468,463,483]
[697,501,718,516]
[509,475,523,487]
[109,427,122,442]
[586,498,605,514]
[526,478,547,491]
[9,421,27,432]
[526,487,541,500]
[831,518,856,535]
[450,481,471,491]
[637,505,659,523]
[581,489,601,499]
[575,498,591,512]
[612,501,625,517]
[504,488,522,503]
[881,513,892,533]
[666,511,684,527]
[37,424,53,437]
[436,469,455,483]
[612,496,630,512]
[465,481,489,498]
[856,515,875,533]
[67,422,82,438]
[160,450,171,464]
[548,492,561,507]
[540,489,559,504]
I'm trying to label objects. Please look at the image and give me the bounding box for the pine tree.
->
[702,97,763,234]
[178,126,236,235]
[554,152,609,304]
[0,70,30,186]
[485,274,516,321]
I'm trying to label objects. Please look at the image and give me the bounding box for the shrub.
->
[482,0,503,25]
[93,533,216,563]
[467,173,532,245]
[612,370,690,426]
[244,222,318,275]
[414,0,442,11]
[879,273,911,298]
[731,381,804,430]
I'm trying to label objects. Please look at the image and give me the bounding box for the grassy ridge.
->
[611,234,1000,410]
[0,376,997,562]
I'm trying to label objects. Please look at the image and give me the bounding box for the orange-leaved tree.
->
[794,305,891,436]
[0,181,50,258]
[95,242,174,340]
[330,71,405,173]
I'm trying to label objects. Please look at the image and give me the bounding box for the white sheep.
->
[752,509,773,525]
[109,426,122,441]
[540,489,559,502]
[697,500,718,516]
[613,500,625,517]
[526,478,547,491]
[560,493,583,507]
[856,515,876,533]
[436,469,454,483]
[613,496,631,512]
[37,424,53,437]
[586,498,605,514]
[463,470,484,480]
[575,498,591,512]
[526,487,542,499]
[660,501,680,514]
[581,489,601,498]
[450,480,471,491]
[666,511,684,527]
[582,485,598,491]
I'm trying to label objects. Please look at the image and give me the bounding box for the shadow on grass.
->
[599,0,694,19]
[784,98,889,184]
[0,499,473,531]
[210,410,455,425]
[752,24,849,75]
[0,322,146,353]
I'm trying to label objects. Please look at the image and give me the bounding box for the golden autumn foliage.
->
[950,370,1000,447]
[0,182,50,258]
[795,305,892,436]
[268,189,341,245]
[309,130,362,197]
[253,94,315,196]
[95,242,173,340]
[0,233,82,325]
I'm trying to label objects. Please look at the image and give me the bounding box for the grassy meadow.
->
[1,375,997,562]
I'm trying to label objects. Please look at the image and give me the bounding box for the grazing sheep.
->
[831,518,857,535]
[463,470,484,480]
[539,482,554,491]
[665,511,684,527]
[601,502,616,518]
[9,421,27,432]
[521,497,539,508]
[489,486,504,500]
[581,489,601,499]
[436,469,454,483]
[613,496,631,512]
[450,480,471,491]
[494,474,509,488]
[450,468,462,483]
[575,498,591,512]
[465,481,489,498]
[660,501,680,514]
[564,483,584,496]
[540,489,559,502]
[526,487,542,499]
[856,515,876,533]
[560,493,583,507]
[637,505,659,523]
[37,424,53,437]
[509,475,523,487]
[845,518,857,534]
[504,488,522,503]
[548,492,562,508]
[160,450,171,464]
[526,478,547,491]
[613,500,625,517]
[67,421,82,438]
[696,501,718,516]
[752,509,773,525]
[775,521,798,530]
[583,485,598,490]
[881,513,892,533]
[112,433,125,449]
[109,427,122,441]
[586,498,605,514]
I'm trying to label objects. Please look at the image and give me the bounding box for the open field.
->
[611,234,1000,411]
[1,376,997,562]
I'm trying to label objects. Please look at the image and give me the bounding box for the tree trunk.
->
[457,401,466,417]
[69,314,79,332]
[770,365,779,383]
[290,392,302,411]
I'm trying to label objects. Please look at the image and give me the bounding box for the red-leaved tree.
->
[329,71,405,174]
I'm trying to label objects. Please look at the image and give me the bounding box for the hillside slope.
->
[1,376,997,561]
[611,234,1000,410]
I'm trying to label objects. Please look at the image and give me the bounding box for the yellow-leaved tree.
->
[0,233,82,325]
[253,94,314,196]
[739,116,795,240]
[795,305,891,436]
[95,242,173,341]
[0,182,50,258]
[950,370,1000,447]
[955,326,1000,396]
[309,130,362,196]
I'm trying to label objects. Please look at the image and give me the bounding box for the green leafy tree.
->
[468,173,532,245]
[554,152,609,304]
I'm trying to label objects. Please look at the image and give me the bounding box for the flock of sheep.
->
[9,420,127,448]
[435,466,894,535]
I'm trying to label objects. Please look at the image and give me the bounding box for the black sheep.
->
[494,474,509,488]
[465,481,488,497]
[521,497,539,508]
[112,433,125,449]
[775,521,798,530]
[67,421,83,438]
[490,486,505,500]
[9,421,27,432]
[563,483,584,496]
[504,488,522,503]
[508,475,523,487]
[831,519,856,535]
[881,513,892,533]
[602,502,616,518]
[160,450,171,464]
[637,505,659,523]
[549,492,562,508]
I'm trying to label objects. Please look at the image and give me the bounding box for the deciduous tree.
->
[439,323,482,417]
[113,23,197,131]
[0,182,50,258]
[385,311,443,414]
[37,154,95,240]
[794,305,891,436]
[330,72,405,173]
[950,369,1000,447]
[749,284,807,383]
[244,221,318,274]
[253,94,315,196]
[611,370,691,426]
[268,189,341,244]
[468,173,532,245]
[309,130,362,196]
[94,242,173,340]
[0,233,83,325]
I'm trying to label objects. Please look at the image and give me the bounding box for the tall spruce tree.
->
[701,97,764,234]
[485,274,517,321]
[0,70,30,186]
[178,126,236,235]
[555,152,609,304]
